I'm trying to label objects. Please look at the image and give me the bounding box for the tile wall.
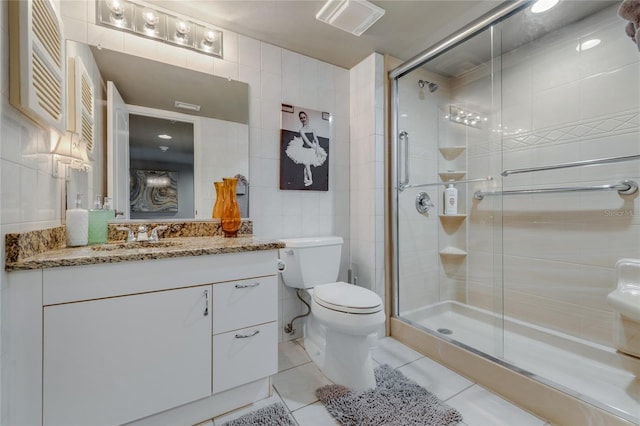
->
[349,53,386,303]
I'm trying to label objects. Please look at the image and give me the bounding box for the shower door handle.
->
[399,131,409,187]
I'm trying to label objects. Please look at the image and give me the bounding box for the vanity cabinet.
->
[43,285,212,426]
[8,249,279,426]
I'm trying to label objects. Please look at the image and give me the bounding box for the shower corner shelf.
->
[439,214,467,220]
[438,146,466,161]
[439,171,467,181]
[439,247,467,257]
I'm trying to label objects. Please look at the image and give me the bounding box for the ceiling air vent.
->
[316,0,385,36]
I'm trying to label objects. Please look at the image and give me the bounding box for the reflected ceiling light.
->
[175,100,201,111]
[146,176,170,186]
[531,0,559,14]
[448,106,486,128]
[576,39,601,52]
[316,0,385,36]
[158,145,170,152]
[157,134,172,140]
[97,0,223,57]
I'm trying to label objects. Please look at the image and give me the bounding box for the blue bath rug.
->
[316,364,463,426]
[218,402,295,426]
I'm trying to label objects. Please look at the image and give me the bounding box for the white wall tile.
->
[260,43,281,75]
[238,35,261,68]
[213,58,238,80]
[87,23,124,51]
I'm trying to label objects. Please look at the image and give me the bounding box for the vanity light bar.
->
[96,0,223,58]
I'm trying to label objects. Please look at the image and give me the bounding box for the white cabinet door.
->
[43,285,212,426]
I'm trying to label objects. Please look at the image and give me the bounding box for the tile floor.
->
[211,337,550,426]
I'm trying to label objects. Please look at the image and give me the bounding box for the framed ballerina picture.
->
[280,104,330,191]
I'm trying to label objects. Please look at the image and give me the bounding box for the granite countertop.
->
[6,236,285,271]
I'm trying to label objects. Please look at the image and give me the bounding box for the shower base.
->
[402,300,640,424]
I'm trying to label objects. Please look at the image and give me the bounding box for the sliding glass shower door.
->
[392,1,640,422]
[393,20,506,356]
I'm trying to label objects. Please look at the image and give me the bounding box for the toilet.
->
[607,258,640,359]
[279,236,385,390]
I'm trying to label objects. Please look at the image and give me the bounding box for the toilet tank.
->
[279,236,343,289]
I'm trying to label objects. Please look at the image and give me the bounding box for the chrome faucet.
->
[116,225,167,242]
[116,226,136,242]
[149,226,168,241]
[136,225,149,241]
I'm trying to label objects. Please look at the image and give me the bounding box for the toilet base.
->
[323,328,376,391]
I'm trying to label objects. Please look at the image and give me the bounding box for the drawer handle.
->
[235,330,260,339]
[235,282,260,289]
[203,290,209,317]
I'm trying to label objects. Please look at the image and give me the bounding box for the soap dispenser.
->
[88,196,115,245]
[66,194,88,247]
[444,181,458,215]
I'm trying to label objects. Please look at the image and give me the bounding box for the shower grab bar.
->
[399,131,410,187]
[473,179,638,200]
[501,154,640,177]
[400,176,493,191]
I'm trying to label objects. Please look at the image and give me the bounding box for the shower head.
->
[418,79,438,93]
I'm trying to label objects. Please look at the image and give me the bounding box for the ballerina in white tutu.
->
[285,111,327,187]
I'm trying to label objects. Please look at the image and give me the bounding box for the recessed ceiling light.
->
[576,39,601,52]
[531,0,559,14]
[158,134,172,140]
[158,145,169,152]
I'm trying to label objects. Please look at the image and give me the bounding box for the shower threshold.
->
[401,300,640,424]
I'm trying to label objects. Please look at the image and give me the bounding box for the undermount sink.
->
[91,240,183,251]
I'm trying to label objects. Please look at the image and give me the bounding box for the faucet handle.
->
[150,226,168,242]
[116,226,136,242]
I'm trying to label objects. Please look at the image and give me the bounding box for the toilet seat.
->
[313,282,383,314]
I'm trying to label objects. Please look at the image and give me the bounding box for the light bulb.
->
[203,29,218,44]
[142,8,159,29]
[107,0,125,17]
[176,20,190,36]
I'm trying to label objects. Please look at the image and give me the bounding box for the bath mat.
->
[316,364,463,426]
[218,402,296,426]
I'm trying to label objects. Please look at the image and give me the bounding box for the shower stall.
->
[390,0,639,424]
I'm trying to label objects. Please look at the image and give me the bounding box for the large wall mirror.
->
[66,40,250,220]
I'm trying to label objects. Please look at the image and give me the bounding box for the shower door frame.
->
[388,1,640,425]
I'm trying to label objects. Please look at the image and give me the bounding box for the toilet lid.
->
[313,282,383,314]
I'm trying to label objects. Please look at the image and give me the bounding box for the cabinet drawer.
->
[212,275,277,334]
[213,321,277,393]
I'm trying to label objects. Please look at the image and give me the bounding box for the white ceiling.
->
[145,0,506,69]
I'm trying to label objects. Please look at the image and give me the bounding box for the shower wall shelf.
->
[439,214,466,234]
[439,214,467,220]
[439,247,467,256]
[439,171,467,181]
[438,146,466,160]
